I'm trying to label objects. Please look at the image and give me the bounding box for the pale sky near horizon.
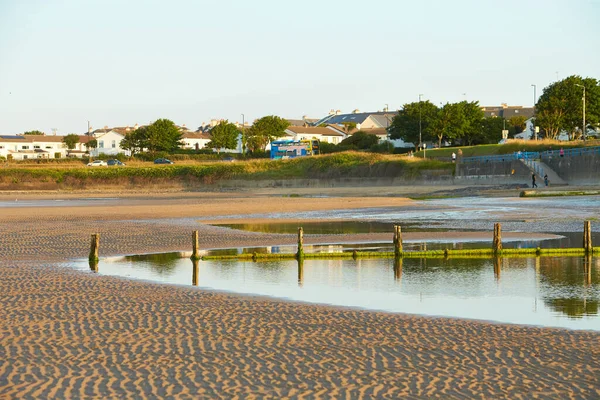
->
[1,0,599,135]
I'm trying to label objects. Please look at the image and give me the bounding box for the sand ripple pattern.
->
[0,212,599,398]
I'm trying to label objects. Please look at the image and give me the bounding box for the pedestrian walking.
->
[544,174,549,187]
[451,152,456,162]
[559,148,564,157]
[532,173,538,188]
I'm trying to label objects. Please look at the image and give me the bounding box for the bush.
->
[370,141,395,154]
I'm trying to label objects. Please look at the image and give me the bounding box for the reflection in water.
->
[215,221,440,235]
[394,257,403,282]
[192,258,199,286]
[298,258,304,287]
[81,253,600,330]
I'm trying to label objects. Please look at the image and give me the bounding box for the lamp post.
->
[241,113,245,154]
[418,94,423,156]
[531,84,537,140]
[575,84,586,140]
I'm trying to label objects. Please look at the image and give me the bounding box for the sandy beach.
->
[1,188,599,398]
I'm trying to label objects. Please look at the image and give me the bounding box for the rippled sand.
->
[1,191,599,398]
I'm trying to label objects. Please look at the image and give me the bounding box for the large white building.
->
[0,135,90,160]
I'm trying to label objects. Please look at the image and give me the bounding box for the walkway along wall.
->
[542,151,600,185]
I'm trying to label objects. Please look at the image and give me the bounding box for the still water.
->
[79,250,600,331]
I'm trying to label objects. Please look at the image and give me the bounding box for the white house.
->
[284,126,346,144]
[0,135,92,160]
[181,132,211,150]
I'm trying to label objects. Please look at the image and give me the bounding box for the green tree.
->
[85,139,98,154]
[22,130,45,136]
[432,103,464,148]
[536,75,600,140]
[389,101,438,147]
[120,127,149,156]
[62,134,80,150]
[508,116,527,134]
[208,120,239,153]
[340,131,379,149]
[246,115,290,151]
[457,101,485,146]
[480,117,505,144]
[145,119,183,152]
[341,121,357,134]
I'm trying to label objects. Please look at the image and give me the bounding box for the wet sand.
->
[1,190,599,398]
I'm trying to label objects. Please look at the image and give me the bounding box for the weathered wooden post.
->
[583,221,592,254]
[493,223,502,253]
[191,230,200,260]
[297,227,304,260]
[89,259,98,273]
[192,258,199,286]
[393,225,403,257]
[89,234,100,261]
[584,254,592,286]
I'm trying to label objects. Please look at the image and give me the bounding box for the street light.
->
[241,114,246,154]
[418,94,423,156]
[531,84,537,140]
[575,84,586,140]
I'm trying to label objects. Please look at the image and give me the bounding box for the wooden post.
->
[393,225,403,257]
[583,221,592,254]
[191,230,200,260]
[584,254,592,286]
[192,258,199,286]
[493,257,501,281]
[297,227,304,259]
[89,234,99,261]
[89,259,98,273]
[493,223,502,253]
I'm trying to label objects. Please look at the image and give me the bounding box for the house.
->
[313,110,396,130]
[0,134,91,159]
[481,104,534,120]
[285,116,319,127]
[284,126,346,144]
[181,131,212,150]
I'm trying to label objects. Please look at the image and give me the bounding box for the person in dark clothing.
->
[544,174,549,187]
[532,173,538,188]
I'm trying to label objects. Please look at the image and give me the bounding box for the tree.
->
[480,117,505,144]
[246,115,290,151]
[432,103,464,148]
[536,75,600,140]
[389,101,438,146]
[22,130,45,136]
[341,121,357,134]
[62,134,79,150]
[208,120,239,153]
[120,127,148,156]
[456,101,485,146]
[508,116,527,134]
[85,139,98,154]
[340,131,379,149]
[145,119,183,152]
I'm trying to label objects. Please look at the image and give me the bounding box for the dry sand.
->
[1,189,599,398]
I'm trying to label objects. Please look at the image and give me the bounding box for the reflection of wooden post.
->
[493,223,502,253]
[583,221,592,254]
[393,257,403,281]
[297,227,304,260]
[393,225,403,257]
[584,254,592,286]
[493,257,501,281]
[191,230,200,260]
[89,234,99,261]
[192,258,199,286]
[89,259,98,273]
[297,258,304,287]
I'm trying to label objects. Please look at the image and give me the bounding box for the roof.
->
[0,135,91,143]
[286,126,345,137]
[314,111,398,127]
[182,132,211,140]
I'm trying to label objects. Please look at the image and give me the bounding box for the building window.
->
[111,140,116,148]
[34,145,41,149]
[0,146,3,149]
[99,141,104,148]
[23,155,28,159]
[45,146,52,149]
[21,145,29,150]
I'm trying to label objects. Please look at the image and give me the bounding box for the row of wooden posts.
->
[88,221,596,262]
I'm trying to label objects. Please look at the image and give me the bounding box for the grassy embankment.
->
[202,247,599,261]
[0,152,453,190]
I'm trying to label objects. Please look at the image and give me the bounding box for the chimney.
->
[336,109,341,115]
[104,125,108,129]
[352,109,360,114]
[329,109,335,115]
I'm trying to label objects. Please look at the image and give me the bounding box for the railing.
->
[461,146,600,164]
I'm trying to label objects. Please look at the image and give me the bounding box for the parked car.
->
[107,159,125,166]
[87,160,107,167]
[222,156,236,162]
[154,158,174,164]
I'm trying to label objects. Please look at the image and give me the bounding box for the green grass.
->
[414,140,598,158]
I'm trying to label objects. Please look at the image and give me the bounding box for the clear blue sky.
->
[1,0,598,134]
